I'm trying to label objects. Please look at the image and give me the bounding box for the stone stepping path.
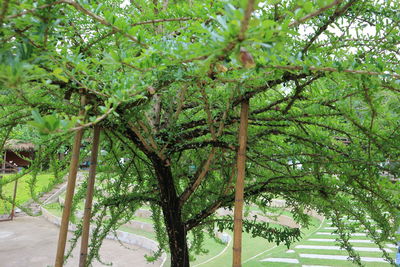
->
[327,220,373,224]
[260,258,299,263]
[20,172,85,216]
[315,232,367,236]
[308,238,373,243]
[299,254,388,263]
[258,217,395,266]
[295,245,392,252]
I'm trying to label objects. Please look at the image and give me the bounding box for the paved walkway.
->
[0,216,162,267]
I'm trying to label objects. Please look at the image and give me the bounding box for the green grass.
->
[0,172,56,214]
[118,225,157,240]
[247,205,294,219]
[42,195,396,267]
[243,218,396,267]
[43,202,63,217]
[199,217,321,267]
[132,216,153,224]
[189,234,227,265]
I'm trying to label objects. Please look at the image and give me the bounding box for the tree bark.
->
[163,204,189,267]
[151,155,189,267]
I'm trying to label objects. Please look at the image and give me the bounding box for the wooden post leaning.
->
[2,150,6,174]
[54,95,86,267]
[10,178,18,220]
[232,99,250,267]
[79,125,101,267]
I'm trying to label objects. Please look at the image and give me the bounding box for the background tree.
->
[1,0,400,266]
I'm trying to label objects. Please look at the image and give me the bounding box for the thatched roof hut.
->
[2,140,36,172]
[4,139,36,152]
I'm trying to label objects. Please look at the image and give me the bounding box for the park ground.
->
[0,172,397,266]
[0,216,162,267]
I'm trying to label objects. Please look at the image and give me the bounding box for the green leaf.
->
[31,109,44,124]
[53,68,63,75]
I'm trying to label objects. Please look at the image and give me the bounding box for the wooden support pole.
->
[232,99,249,267]
[3,150,6,174]
[55,96,86,267]
[79,125,101,267]
[10,178,18,220]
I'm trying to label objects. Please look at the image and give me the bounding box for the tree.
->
[1,0,400,266]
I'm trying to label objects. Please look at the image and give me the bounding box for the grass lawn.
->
[43,202,63,217]
[44,196,394,267]
[0,172,55,214]
[199,217,320,267]
[244,218,396,267]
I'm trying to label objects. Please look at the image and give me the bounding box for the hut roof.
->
[4,139,36,152]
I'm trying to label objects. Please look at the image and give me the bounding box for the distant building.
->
[2,139,35,173]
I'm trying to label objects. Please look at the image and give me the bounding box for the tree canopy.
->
[1,0,400,266]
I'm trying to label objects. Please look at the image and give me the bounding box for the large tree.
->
[1,0,400,266]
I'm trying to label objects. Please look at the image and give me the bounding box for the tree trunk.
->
[151,156,189,267]
[163,204,189,267]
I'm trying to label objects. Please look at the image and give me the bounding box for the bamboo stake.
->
[55,95,86,267]
[232,99,250,267]
[79,125,101,267]
[10,178,18,220]
[1,126,12,175]
[3,150,6,174]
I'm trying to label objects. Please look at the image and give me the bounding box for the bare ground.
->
[0,216,162,267]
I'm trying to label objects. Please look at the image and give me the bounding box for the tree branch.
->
[288,0,344,28]
[60,0,147,48]
[5,1,63,20]
[269,65,400,79]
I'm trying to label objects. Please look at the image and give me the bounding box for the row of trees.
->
[1,0,400,266]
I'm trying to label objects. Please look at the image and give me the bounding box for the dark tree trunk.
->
[151,155,189,267]
[162,204,189,267]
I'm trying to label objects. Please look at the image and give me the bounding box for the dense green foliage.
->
[1,0,400,266]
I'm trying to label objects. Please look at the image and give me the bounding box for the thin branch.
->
[132,17,195,26]
[270,65,400,79]
[232,72,308,106]
[302,0,358,54]
[121,61,153,72]
[5,0,63,20]
[289,0,344,28]
[70,105,116,132]
[200,86,216,140]
[127,122,153,152]
[179,147,216,206]
[238,0,256,41]
[138,120,166,160]
[60,0,147,48]
[282,75,322,114]
[0,0,10,25]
